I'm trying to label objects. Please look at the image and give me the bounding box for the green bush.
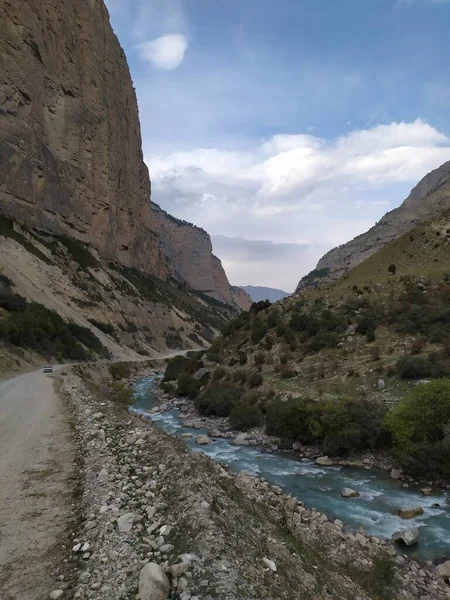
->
[177,374,202,399]
[238,351,248,365]
[280,354,289,365]
[395,356,431,379]
[229,357,238,367]
[266,398,313,441]
[251,319,268,343]
[164,355,201,381]
[385,379,450,462]
[267,310,279,328]
[0,298,109,360]
[88,318,116,336]
[107,381,134,407]
[250,300,271,313]
[248,372,263,388]
[109,362,131,380]
[195,384,244,417]
[229,403,263,431]
[254,353,266,366]
[213,366,226,380]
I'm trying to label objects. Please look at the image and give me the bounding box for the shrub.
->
[265,335,273,351]
[109,362,131,380]
[213,366,226,380]
[411,339,424,354]
[0,293,27,313]
[370,346,381,361]
[276,364,297,379]
[254,353,266,366]
[250,300,271,313]
[229,403,263,431]
[108,381,134,407]
[251,319,268,343]
[248,372,263,388]
[177,374,202,399]
[238,351,248,365]
[395,356,432,379]
[280,354,289,365]
[388,264,397,275]
[164,356,191,381]
[161,381,176,394]
[229,357,238,367]
[275,323,286,337]
[266,398,313,441]
[267,310,279,328]
[195,384,244,417]
[88,318,116,337]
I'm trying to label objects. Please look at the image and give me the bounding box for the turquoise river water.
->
[132,375,450,561]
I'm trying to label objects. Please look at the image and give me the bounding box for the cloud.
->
[137,34,188,70]
[147,119,450,289]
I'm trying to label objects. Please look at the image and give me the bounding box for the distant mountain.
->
[242,286,290,303]
[297,159,450,291]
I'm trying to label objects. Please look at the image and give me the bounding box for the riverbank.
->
[57,367,450,599]
[152,378,449,491]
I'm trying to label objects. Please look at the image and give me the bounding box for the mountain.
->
[0,0,252,367]
[0,0,250,314]
[242,285,290,303]
[296,160,450,291]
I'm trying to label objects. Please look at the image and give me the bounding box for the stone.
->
[341,488,360,498]
[377,379,386,390]
[421,487,433,496]
[117,512,136,533]
[49,591,64,600]
[195,435,211,445]
[394,507,424,519]
[159,525,172,536]
[139,563,170,600]
[193,368,211,382]
[436,560,450,579]
[159,544,174,554]
[346,324,357,335]
[316,456,333,466]
[392,528,420,546]
[233,433,250,446]
[292,441,302,451]
[390,468,402,480]
[262,557,277,572]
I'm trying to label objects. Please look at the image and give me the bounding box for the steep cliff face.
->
[0,0,166,276]
[297,160,450,291]
[151,204,252,311]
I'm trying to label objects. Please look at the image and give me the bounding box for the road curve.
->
[0,369,75,600]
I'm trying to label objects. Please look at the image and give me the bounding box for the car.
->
[43,365,53,373]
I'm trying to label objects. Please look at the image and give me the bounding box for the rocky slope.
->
[53,364,449,600]
[297,160,450,290]
[0,0,250,312]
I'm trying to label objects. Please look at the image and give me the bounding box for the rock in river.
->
[195,435,211,445]
[341,488,360,498]
[394,507,424,519]
[139,562,170,600]
[436,560,450,579]
[392,528,420,546]
[316,456,332,466]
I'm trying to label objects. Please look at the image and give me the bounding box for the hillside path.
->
[0,369,75,600]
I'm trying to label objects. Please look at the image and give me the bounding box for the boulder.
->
[233,433,250,446]
[390,468,402,480]
[195,435,211,445]
[193,368,211,383]
[292,441,302,451]
[316,456,332,466]
[377,378,386,390]
[421,487,433,496]
[49,592,64,600]
[341,488,360,498]
[392,527,419,546]
[117,512,136,533]
[346,324,357,335]
[436,560,450,579]
[139,563,170,600]
[262,557,277,572]
[394,507,424,519]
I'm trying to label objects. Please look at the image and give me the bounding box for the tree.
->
[388,264,397,275]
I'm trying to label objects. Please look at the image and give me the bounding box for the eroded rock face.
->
[297,160,450,290]
[0,0,250,311]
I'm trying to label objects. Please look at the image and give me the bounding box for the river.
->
[132,375,450,560]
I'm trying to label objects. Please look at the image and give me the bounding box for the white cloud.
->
[137,34,188,70]
[147,119,450,289]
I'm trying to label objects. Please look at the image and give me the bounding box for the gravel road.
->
[0,369,75,600]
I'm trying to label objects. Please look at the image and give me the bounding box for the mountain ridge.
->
[242,285,290,303]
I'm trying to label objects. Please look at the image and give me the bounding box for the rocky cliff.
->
[0,0,249,311]
[151,204,252,310]
[296,160,450,290]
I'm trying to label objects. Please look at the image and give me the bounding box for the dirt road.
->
[0,369,75,600]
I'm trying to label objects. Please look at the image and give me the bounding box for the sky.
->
[105,0,450,292]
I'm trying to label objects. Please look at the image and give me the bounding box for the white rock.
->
[390,468,401,480]
[159,544,174,554]
[292,441,302,451]
[392,528,419,546]
[72,543,81,552]
[316,456,332,466]
[49,591,64,600]
[81,542,90,552]
[117,512,136,533]
[195,435,211,445]
[233,433,250,446]
[262,557,277,572]
[341,488,360,498]
[139,562,170,600]
[97,468,108,481]
[436,560,450,579]
[159,525,172,536]
[377,379,386,390]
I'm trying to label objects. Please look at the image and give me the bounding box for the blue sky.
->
[105,0,450,291]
